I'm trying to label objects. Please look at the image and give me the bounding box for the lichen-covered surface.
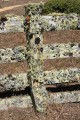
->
[28,4,80,32]
[31,14,80,31]
[0,73,28,92]
[0,13,80,33]
[43,42,80,59]
[44,68,80,84]
[25,3,49,112]
[50,13,80,30]
[30,14,80,32]
[0,15,24,33]
[0,68,80,92]
[0,91,80,111]
[0,42,80,63]
[49,91,80,104]
[0,46,26,63]
[0,95,32,110]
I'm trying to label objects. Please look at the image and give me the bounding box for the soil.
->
[0,4,27,13]
[0,0,48,16]
[43,30,80,44]
[0,61,27,75]
[0,103,80,120]
[44,58,80,70]
[0,6,26,16]
[0,0,48,8]
[0,32,26,48]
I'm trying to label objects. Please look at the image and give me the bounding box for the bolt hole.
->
[35,37,41,45]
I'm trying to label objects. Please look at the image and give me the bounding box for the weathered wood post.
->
[24,3,48,112]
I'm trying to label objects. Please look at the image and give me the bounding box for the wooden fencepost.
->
[24,4,48,112]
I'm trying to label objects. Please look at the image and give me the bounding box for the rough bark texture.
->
[25,4,48,112]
